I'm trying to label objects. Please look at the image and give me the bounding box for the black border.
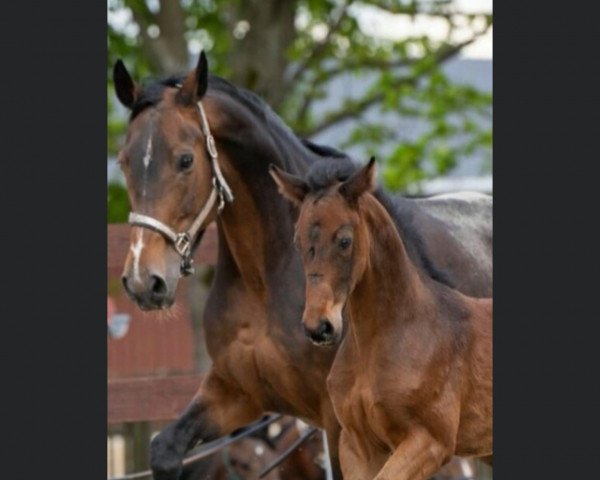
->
[1,2,106,479]
[1,0,597,478]
[494,0,599,477]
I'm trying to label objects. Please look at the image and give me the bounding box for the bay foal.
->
[271,159,492,480]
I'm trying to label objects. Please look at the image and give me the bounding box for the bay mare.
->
[271,158,492,479]
[114,53,492,479]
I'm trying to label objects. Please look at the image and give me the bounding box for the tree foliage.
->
[108,0,492,220]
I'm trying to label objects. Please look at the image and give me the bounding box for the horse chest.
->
[205,289,328,421]
[330,365,394,453]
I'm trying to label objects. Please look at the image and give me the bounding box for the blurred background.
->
[107,1,492,478]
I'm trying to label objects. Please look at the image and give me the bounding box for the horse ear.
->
[340,157,377,203]
[177,51,209,105]
[269,164,308,206]
[113,60,138,109]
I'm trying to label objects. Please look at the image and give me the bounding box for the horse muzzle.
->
[122,270,176,310]
[302,318,340,346]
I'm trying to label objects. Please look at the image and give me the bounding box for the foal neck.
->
[347,194,433,345]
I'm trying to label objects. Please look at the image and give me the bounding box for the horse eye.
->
[339,238,352,250]
[178,154,194,171]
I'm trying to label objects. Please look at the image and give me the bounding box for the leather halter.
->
[128,101,234,276]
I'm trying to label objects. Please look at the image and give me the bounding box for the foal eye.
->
[339,238,352,250]
[178,154,194,171]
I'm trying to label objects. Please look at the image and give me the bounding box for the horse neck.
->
[210,101,315,295]
[346,195,434,351]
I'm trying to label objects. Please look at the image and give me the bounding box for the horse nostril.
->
[150,275,167,299]
[122,276,133,297]
[317,319,334,337]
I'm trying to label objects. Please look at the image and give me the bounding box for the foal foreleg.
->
[373,428,452,480]
[150,368,262,480]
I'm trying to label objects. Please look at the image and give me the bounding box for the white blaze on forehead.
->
[130,229,145,285]
[142,135,153,168]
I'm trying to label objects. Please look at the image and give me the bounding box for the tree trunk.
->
[128,0,189,74]
[228,0,298,109]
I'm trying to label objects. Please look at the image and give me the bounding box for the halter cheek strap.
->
[128,101,234,277]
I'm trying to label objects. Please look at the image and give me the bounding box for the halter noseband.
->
[128,101,234,277]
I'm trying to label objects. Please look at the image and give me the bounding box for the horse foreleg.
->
[150,368,262,480]
[373,428,452,480]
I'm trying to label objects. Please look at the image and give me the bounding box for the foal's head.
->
[270,158,377,345]
[114,53,221,309]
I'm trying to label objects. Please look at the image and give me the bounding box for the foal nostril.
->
[316,319,334,338]
[304,318,336,345]
[150,275,168,298]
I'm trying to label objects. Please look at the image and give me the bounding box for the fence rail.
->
[108,374,204,424]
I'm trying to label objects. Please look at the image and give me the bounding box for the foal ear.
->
[177,51,209,106]
[340,157,377,203]
[113,60,138,109]
[269,164,308,206]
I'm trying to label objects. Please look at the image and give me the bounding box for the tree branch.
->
[301,25,490,137]
[292,55,412,126]
[359,0,453,16]
[286,0,354,86]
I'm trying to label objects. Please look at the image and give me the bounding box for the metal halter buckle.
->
[175,233,192,257]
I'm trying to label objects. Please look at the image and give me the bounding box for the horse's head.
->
[270,158,377,345]
[114,52,231,310]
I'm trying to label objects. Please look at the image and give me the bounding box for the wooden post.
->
[132,421,152,473]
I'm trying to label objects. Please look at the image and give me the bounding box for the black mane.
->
[300,139,349,159]
[131,75,185,119]
[303,160,454,288]
[131,74,280,123]
[129,74,316,175]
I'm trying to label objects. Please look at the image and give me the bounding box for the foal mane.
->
[303,160,454,288]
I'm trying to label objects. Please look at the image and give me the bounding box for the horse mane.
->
[130,75,184,119]
[129,74,322,173]
[300,139,349,159]
[303,159,454,288]
[130,74,270,118]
